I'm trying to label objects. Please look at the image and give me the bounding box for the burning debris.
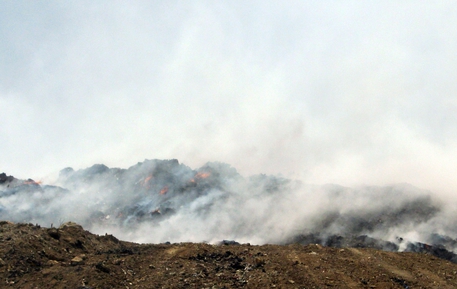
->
[142,175,153,188]
[194,172,211,180]
[159,186,168,195]
[0,159,457,264]
[23,179,42,185]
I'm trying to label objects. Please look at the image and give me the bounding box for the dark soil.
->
[1,221,457,288]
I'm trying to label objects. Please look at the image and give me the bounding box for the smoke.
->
[1,2,457,200]
[1,160,456,254]
[1,2,457,261]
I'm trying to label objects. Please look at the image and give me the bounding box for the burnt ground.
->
[0,222,457,288]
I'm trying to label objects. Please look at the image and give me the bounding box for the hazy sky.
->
[1,1,457,195]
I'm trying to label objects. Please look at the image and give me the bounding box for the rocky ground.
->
[1,221,457,288]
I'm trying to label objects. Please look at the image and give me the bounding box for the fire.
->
[23,179,42,185]
[159,186,168,195]
[142,175,153,188]
[143,175,153,184]
[195,172,210,179]
[189,172,211,184]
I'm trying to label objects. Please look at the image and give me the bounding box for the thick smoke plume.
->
[1,160,456,256]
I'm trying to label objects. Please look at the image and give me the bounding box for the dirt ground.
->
[1,221,457,288]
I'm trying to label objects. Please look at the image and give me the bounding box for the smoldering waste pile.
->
[1,160,457,263]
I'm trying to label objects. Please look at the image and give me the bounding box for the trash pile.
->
[1,159,457,263]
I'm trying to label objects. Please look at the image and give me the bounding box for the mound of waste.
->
[1,159,457,262]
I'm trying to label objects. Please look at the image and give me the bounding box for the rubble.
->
[70,256,85,266]
[0,222,456,288]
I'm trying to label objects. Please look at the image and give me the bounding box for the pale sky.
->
[1,1,457,195]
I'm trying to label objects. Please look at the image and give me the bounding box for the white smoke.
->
[0,160,454,253]
[2,2,457,202]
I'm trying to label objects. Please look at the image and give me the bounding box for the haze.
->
[1,1,457,196]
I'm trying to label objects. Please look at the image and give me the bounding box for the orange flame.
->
[23,179,42,185]
[142,175,153,188]
[159,186,169,195]
[188,172,211,184]
[195,172,210,179]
